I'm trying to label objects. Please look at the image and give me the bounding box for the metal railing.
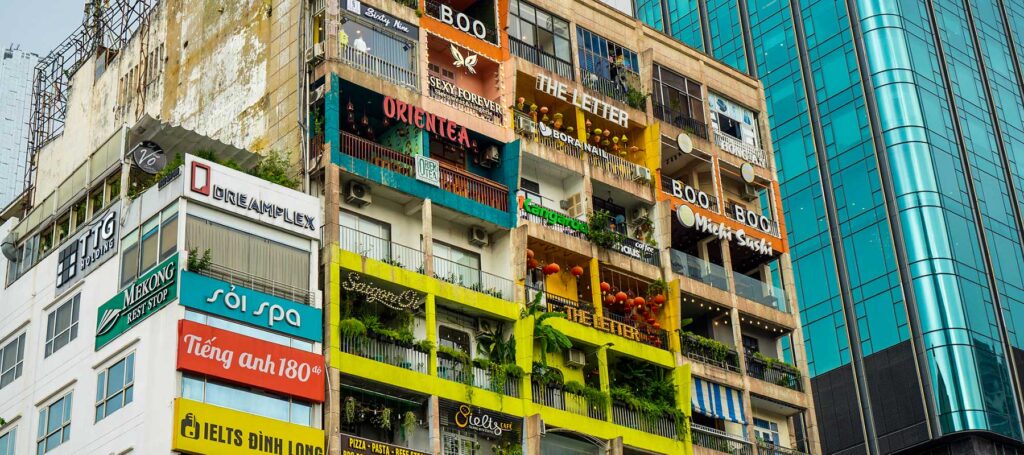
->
[512,111,583,160]
[432,255,513,300]
[339,226,425,274]
[340,131,415,177]
[509,37,573,80]
[526,286,594,313]
[724,201,781,238]
[670,249,729,291]
[691,423,754,455]
[309,133,325,164]
[198,262,314,305]
[654,103,708,139]
[589,147,652,183]
[745,355,803,391]
[757,442,810,455]
[530,382,606,420]
[340,335,429,374]
[713,129,768,168]
[679,332,741,373]
[340,45,419,90]
[732,272,788,313]
[660,175,719,213]
[580,69,630,104]
[437,159,510,212]
[436,356,521,397]
[611,403,678,439]
[424,0,499,45]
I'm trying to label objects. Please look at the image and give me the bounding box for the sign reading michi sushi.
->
[95,253,179,350]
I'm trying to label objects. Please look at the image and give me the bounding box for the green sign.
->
[95,253,180,350]
[521,198,588,234]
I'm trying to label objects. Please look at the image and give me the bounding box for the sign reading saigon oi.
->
[179,271,323,342]
[174,398,324,455]
[186,155,319,238]
[176,320,325,402]
[95,253,179,350]
[55,203,120,293]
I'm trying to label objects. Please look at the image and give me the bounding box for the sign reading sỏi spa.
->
[95,253,179,350]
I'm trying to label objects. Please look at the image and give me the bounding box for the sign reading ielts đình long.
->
[383,96,471,147]
[176,319,325,402]
[173,398,324,455]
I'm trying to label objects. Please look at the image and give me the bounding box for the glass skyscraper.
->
[0,45,37,209]
[621,0,1024,453]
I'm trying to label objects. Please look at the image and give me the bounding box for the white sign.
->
[677,208,772,256]
[668,179,714,211]
[439,4,488,41]
[346,0,419,40]
[416,154,440,187]
[536,73,629,127]
[731,205,777,237]
[56,203,119,293]
[429,75,503,122]
[185,155,320,239]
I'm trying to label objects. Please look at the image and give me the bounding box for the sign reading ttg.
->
[95,253,179,350]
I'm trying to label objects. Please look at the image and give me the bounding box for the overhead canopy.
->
[128,115,260,170]
[692,377,746,424]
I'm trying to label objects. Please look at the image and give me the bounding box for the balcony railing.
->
[433,255,513,300]
[530,382,606,420]
[512,112,584,161]
[602,310,668,349]
[580,69,630,104]
[757,442,810,455]
[724,201,780,238]
[341,131,415,176]
[713,129,768,168]
[679,332,741,373]
[340,226,425,274]
[340,334,430,374]
[745,355,803,391]
[509,37,573,80]
[691,423,754,455]
[424,0,499,45]
[197,262,314,305]
[590,147,652,184]
[732,272,788,313]
[526,286,594,313]
[340,45,419,91]
[670,249,729,291]
[654,103,708,140]
[437,356,521,397]
[660,175,719,213]
[611,402,679,439]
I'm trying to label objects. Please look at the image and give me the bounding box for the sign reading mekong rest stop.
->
[95,253,179,350]
[176,319,325,402]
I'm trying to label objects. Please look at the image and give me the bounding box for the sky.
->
[0,0,87,56]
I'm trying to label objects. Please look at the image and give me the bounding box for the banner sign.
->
[676,207,772,256]
[616,237,657,261]
[173,398,324,455]
[179,271,322,342]
[383,96,471,148]
[415,155,440,187]
[428,75,504,123]
[339,434,429,455]
[520,197,588,234]
[564,306,645,342]
[56,203,120,293]
[176,320,325,402]
[344,0,419,40]
[536,73,629,127]
[96,253,179,350]
[439,400,520,438]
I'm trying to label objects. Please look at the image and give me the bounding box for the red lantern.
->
[615,291,628,302]
[626,298,634,308]
[600,281,611,292]
[652,322,661,329]
[526,249,535,259]
[542,263,560,275]
[633,296,646,307]
[647,317,656,324]
[570,266,585,277]
[527,258,539,269]
[653,294,666,304]
[605,295,616,305]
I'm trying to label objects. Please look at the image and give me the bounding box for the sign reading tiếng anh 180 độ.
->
[173,398,324,455]
[95,253,179,350]
[179,271,323,342]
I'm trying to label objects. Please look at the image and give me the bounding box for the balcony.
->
[436,355,521,397]
[530,381,606,420]
[340,131,509,212]
[527,286,667,350]
[691,423,754,455]
[757,442,810,455]
[509,37,573,80]
[340,334,430,374]
[513,111,584,161]
[197,262,315,305]
[340,45,418,91]
[732,272,788,313]
[527,286,594,313]
[517,193,588,240]
[713,130,768,168]
[589,147,652,184]
[670,249,729,291]
[581,69,631,106]
[679,332,741,373]
[745,355,802,391]
[611,402,679,439]
[433,255,513,300]
[340,226,425,274]
[654,103,708,140]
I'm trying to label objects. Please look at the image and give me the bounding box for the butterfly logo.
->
[451,44,478,74]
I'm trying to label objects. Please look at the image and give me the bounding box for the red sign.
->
[383,96,471,147]
[176,320,325,402]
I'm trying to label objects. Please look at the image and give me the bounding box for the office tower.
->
[0,46,37,209]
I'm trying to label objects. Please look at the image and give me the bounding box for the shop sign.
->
[340,434,430,455]
[536,121,619,163]
[187,156,320,238]
[437,4,488,41]
[179,271,323,342]
[667,178,714,211]
[345,0,419,40]
[95,253,179,350]
[342,272,424,311]
[615,237,657,261]
[177,320,325,402]
[383,96,471,147]
[676,207,772,256]
[173,398,324,455]
[520,197,588,234]
[55,203,119,293]
[730,205,777,237]
[415,154,441,187]
[447,404,516,436]
[429,75,504,122]
[564,306,644,342]
[536,73,629,127]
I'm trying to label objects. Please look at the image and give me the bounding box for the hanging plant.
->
[344,397,357,424]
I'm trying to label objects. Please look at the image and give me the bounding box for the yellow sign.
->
[173,398,324,455]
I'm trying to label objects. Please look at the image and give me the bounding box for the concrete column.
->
[607,436,623,455]
[428,395,442,454]
[590,257,603,318]
[426,294,438,376]
[422,199,433,276]
[597,345,613,423]
[524,414,543,455]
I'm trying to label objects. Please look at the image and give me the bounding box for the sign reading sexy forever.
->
[176,319,325,402]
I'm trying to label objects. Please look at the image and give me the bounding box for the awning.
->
[692,377,746,424]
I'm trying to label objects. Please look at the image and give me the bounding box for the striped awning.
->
[692,377,746,424]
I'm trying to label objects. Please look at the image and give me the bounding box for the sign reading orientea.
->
[340,434,429,455]
[173,398,324,455]
[95,253,179,350]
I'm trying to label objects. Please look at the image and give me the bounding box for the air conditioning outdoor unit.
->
[480,145,500,168]
[469,226,489,247]
[344,181,372,207]
[306,42,325,63]
[630,206,649,223]
[633,166,652,182]
[566,348,586,368]
[741,183,759,202]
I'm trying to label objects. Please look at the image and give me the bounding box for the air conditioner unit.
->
[344,181,372,207]
[469,226,489,247]
[306,42,324,63]
[633,166,652,182]
[480,145,500,168]
[741,184,758,202]
[310,85,326,103]
[630,206,649,223]
[566,348,586,368]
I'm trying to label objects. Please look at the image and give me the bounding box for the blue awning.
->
[692,377,746,424]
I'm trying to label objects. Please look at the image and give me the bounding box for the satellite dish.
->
[675,205,695,228]
[676,132,693,154]
[741,162,756,183]
[131,141,167,175]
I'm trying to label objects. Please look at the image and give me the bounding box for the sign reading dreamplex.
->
[174,398,324,455]
[96,253,179,350]
[429,75,504,122]
[55,203,119,293]
[186,155,319,238]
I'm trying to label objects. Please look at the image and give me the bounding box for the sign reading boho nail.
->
[342,272,424,310]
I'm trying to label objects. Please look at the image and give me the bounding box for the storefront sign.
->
[342,272,424,311]
[616,237,657,261]
[446,404,515,436]
[55,203,119,293]
[177,320,325,402]
[179,271,323,342]
[520,197,588,234]
[536,73,629,127]
[345,0,419,40]
[536,121,619,163]
[730,204,777,237]
[667,178,714,211]
[429,75,503,122]
[437,4,488,41]
[564,307,644,342]
[96,253,179,350]
[339,434,429,455]
[676,207,772,256]
[173,398,324,455]
[187,156,320,238]
[415,154,441,187]
[383,96,471,147]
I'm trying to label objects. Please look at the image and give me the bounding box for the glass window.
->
[38,225,54,257]
[0,333,25,389]
[340,210,392,263]
[432,241,481,288]
[160,205,178,261]
[95,352,135,421]
[139,216,160,273]
[120,229,140,288]
[653,64,704,125]
[508,0,572,76]
[576,26,639,78]
[45,295,80,357]
[438,326,471,353]
[36,391,72,454]
[88,189,104,219]
[181,376,312,425]
[753,417,780,445]
[442,429,479,455]
[184,311,313,351]
[105,173,121,206]
[340,17,417,75]
[72,198,87,231]
[0,427,15,455]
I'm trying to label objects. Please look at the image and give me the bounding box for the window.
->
[0,427,15,455]
[121,203,179,287]
[0,333,25,389]
[340,15,418,87]
[508,0,572,78]
[438,326,471,353]
[340,211,391,263]
[37,391,72,454]
[160,205,178,261]
[742,335,760,357]
[182,376,312,425]
[753,417,780,446]
[138,216,160,273]
[45,295,80,357]
[519,178,540,195]
[652,64,705,129]
[119,228,140,288]
[184,311,313,351]
[95,352,135,421]
[442,429,479,455]
[576,27,639,79]
[429,139,464,168]
[432,241,481,288]
[709,93,759,147]
[591,196,626,235]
